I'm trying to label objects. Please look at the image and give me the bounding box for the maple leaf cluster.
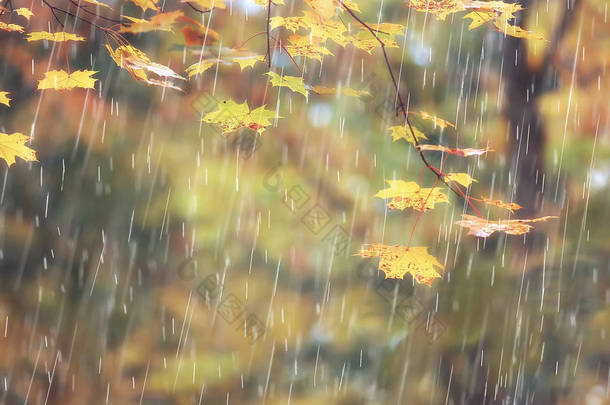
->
[0,0,559,289]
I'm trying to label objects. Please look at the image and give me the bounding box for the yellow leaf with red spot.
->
[456,214,557,237]
[0,132,37,167]
[38,70,98,90]
[375,180,449,212]
[202,99,280,135]
[356,243,443,286]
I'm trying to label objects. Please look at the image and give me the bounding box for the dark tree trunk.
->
[503,3,546,218]
[503,0,581,219]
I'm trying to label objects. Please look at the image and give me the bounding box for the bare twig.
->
[266,1,272,67]
[339,1,482,217]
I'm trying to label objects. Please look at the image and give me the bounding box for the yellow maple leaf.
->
[388,125,427,144]
[202,99,280,135]
[272,11,350,46]
[127,0,159,12]
[347,29,398,53]
[375,180,449,212]
[406,0,466,20]
[38,70,98,90]
[0,22,24,33]
[463,10,497,30]
[266,72,308,97]
[14,7,33,20]
[284,34,333,62]
[444,172,477,187]
[232,55,265,70]
[0,132,38,167]
[106,44,185,90]
[26,31,85,42]
[494,14,545,40]
[0,91,10,107]
[356,243,443,285]
[456,214,557,237]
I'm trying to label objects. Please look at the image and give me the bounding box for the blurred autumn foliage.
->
[0,0,609,404]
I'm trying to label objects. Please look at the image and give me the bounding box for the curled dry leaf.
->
[356,243,443,286]
[0,132,37,166]
[106,44,185,90]
[456,214,558,237]
[375,180,449,212]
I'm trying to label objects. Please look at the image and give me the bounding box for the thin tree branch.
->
[339,1,482,217]
[266,1,272,67]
